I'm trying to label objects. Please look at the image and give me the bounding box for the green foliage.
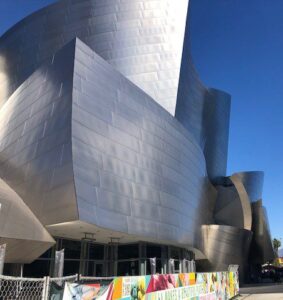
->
[273,238,281,257]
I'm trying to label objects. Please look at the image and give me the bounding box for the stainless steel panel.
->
[0,40,78,225]
[71,38,216,251]
[97,188,131,215]
[201,225,253,272]
[0,0,190,115]
[213,172,274,270]
[96,207,128,233]
[214,176,252,231]
[233,171,264,202]
[250,200,275,264]
[0,177,54,263]
[127,217,158,239]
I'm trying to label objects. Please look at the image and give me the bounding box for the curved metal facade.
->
[249,200,274,264]
[72,39,217,248]
[0,37,217,256]
[234,171,264,202]
[0,40,77,225]
[0,0,274,275]
[212,172,274,271]
[0,178,54,263]
[214,183,252,231]
[231,172,274,265]
[229,174,252,230]
[201,225,252,272]
[0,0,189,115]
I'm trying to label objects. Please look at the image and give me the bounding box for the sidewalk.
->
[238,282,283,299]
[239,294,283,299]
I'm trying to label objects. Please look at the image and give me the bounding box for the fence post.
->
[42,277,46,300]
[42,276,50,300]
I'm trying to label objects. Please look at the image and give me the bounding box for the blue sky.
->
[0,0,282,242]
[190,0,283,243]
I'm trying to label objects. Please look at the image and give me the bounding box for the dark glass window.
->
[61,239,81,259]
[87,261,95,276]
[87,262,105,276]
[64,260,80,276]
[118,244,139,260]
[146,245,161,258]
[174,260,180,272]
[170,247,180,259]
[89,244,104,260]
[117,260,139,276]
[95,263,103,277]
[24,260,51,278]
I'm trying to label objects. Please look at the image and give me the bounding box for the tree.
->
[273,238,281,256]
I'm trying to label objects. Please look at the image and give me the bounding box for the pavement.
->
[238,282,283,299]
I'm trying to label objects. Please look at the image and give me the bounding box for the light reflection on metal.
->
[230,174,252,230]
[201,225,253,272]
[0,177,54,263]
[0,244,6,275]
[250,200,275,264]
[0,55,8,105]
[0,0,190,115]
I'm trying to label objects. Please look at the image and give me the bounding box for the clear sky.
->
[189,0,283,243]
[0,0,282,242]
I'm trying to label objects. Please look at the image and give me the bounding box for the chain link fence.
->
[0,274,79,300]
[0,274,45,300]
[0,274,116,299]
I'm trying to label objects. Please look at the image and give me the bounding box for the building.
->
[0,0,274,278]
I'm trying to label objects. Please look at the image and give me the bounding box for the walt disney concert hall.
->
[0,0,274,279]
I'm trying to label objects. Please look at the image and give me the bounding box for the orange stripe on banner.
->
[112,277,123,299]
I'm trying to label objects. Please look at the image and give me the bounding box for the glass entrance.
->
[87,261,104,276]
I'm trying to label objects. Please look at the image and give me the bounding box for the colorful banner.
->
[62,271,239,300]
[63,282,111,300]
[110,273,196,299]
[196,272,239,300]
[145,284,205,300]
[199,292,217,300]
